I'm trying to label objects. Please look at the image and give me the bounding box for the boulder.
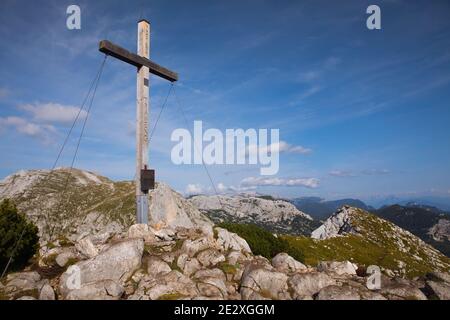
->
[271,253,307,273]
[317,261,357,276]
[425,281,450,300]
[196,277,228,298]
[4,271,42,294]
[380,281,427,300]
[66,280,124,300]
[60,239,144,298]
[129,270,198,300]
[215,228,251,253]
[181,237,214,257]
[241,267,290,300]
[197,249,226,267]
[55,249,78,267]
[128,224,156,243]
[146,256,171,276]
[316,285,361,300]
[288,272,335,299]
[177,253,201,276]
[39,284,55,300]
[75,237,98,258]
[193,268,226,282]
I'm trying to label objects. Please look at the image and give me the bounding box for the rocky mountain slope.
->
[284,206,450,278]
[1,169,450,300]
[0,168,211,244]
[189,194,318,236]
[1,222,450,300]
[290,197,373,221]
[374,204,450,257]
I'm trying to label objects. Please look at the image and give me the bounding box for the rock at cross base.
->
[59,238,144,299]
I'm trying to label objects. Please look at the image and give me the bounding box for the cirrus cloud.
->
[240,176,319,188]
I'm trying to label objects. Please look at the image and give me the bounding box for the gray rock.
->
[215,228,251,253]
[75,237,98,258]
[317,261,357,276]
[288,272,335,299]
[39,284,55,300]
[193,268,226,282]
[197,277,228,298]
[60,238,144,298]
[316,285,361,300]
[128,224,156,243]
[177,253,201,276]
[146,256,171,276]
[5,271,41,293]
[425,280,450,300]
[131,270,198,300]
[181,237,214,257]
[66,280,124,300]
[197,249,226,267]
[241,267,290,300]
[380,281,427,300]
[271,253,307,273]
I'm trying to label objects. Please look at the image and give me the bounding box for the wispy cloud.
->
[329,170,355,177]
[241,176,319,188]
[246,140,312,157]
[18,102,87,124]
[0,116,56,143]
[361,169,390,176]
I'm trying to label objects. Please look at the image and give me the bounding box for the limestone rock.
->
[146,256,171,276]
[425,281,450,300]
[197,277,228,298]
[148,182,213,229]
[130,270,198,300]
[75,237,98,258]
[241,267,290,300]
[177,253,201,276]
[181,237,214,257]
[4,271,41,293]
[380,280,427,300]
[66,280,124,300]
[271,253,307,273]
[317,261,357,276]
[288,272,335,299]
[197,249,226,267]
[60,238,144,298]
[215,227,251,253]
[316,285,361,300]
[311,206,357,239]
[128,224,156,243]
[39,284,55,300]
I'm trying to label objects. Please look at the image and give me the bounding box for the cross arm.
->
[99,40,178,82]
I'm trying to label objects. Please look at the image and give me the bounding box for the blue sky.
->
[0,0,449,204]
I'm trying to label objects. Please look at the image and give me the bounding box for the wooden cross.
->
[98,19,178,224]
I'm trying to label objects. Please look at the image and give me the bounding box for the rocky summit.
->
[0,169,450,300]
[0,223,449,300]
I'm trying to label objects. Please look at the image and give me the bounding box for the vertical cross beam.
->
[136,19,150,224]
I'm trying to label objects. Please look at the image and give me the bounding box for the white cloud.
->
[241,176,319,188]
[0,116,56,143]
[19,102,87,124]
[246,140,312,157]
[361,169,390,175]
[185,183,205,195]
[329,170,355,177]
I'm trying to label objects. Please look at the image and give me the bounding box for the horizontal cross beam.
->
[99,40,178,82]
